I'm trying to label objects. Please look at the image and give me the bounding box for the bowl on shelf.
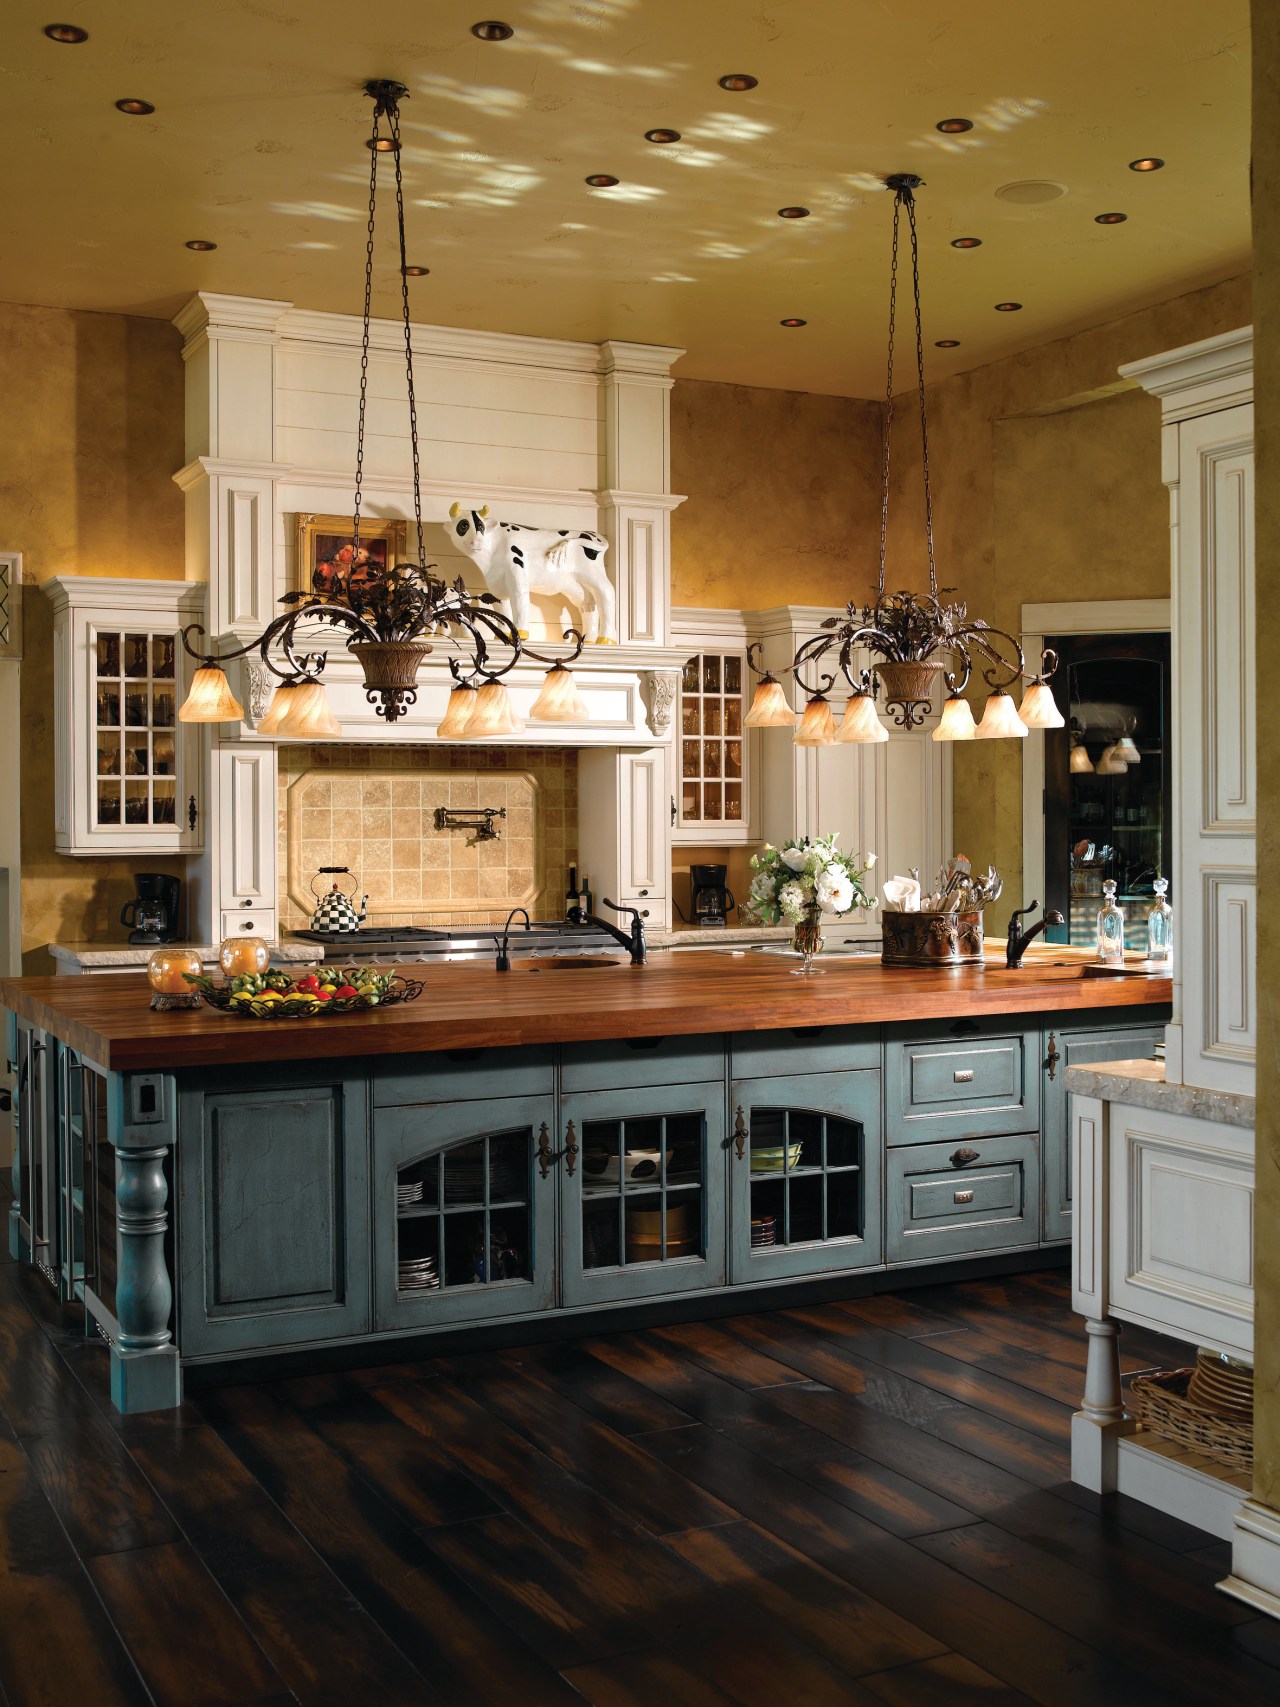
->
[582,1147,672,1186]
[624,1200,697,1260]
[750,1141,804,1173]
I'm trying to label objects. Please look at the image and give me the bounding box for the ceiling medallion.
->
[777,206,810,219]
[115,98,155,115]
[185,240,217,251]
[177,79,589,737]
[950,236,982,249]
[44,23,88,42]
[935,118,973,134]
[746,173,1060,743]
[718,73,758,91]
[471,20,514,40]
[1129,157,1164,171]
[645,128,681,144]
[1094,211,1127,224]
[995,180,1066,204]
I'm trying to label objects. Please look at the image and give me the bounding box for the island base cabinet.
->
[176,1067,370,1357]
[373,1094,557,1331]
[728,1069,882,1283]
[886,1133,1040,1264]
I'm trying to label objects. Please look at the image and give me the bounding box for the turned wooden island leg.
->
[110,1077,182,1414]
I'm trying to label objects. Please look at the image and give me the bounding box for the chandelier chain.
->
[352,98,381,552]
[388,102,427,569]
[903,191,938,597]
[877,192,900,602]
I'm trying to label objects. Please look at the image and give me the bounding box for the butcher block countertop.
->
[0,954,1173,1074]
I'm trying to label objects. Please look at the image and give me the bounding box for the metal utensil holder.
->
[881,909,984,967]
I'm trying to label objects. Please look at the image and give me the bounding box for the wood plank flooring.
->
[1,1248,1277,1705]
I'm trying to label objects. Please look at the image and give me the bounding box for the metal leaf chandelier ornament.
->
[745,173,1063,744]
[178,80,587,735]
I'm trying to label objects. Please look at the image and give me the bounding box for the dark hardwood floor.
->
[1,1243,1278,1707]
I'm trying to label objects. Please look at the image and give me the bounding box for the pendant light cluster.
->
[745,174,1063,747]
[177,80,590,740]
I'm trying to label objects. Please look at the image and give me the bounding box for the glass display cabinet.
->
[1043,633,1172,952]
[677,650,747,836]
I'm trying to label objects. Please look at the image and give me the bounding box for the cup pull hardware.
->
[950,1146,981,1168]
[733,1106,748,1161]
[953,1068,975,1083]
[564,1119,579,1177]
[537,1122,553,1180]
[1045,1031,1060,1082]
[954,1188,975,1205]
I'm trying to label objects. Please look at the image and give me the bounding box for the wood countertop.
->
[0,954,1172,1074]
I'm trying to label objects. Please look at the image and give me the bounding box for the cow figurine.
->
[448,503,616,644]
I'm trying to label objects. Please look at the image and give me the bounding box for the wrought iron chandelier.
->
[178,79,588,737]
[745,173,1063,745]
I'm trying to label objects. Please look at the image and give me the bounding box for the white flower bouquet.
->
[747,835,876,971]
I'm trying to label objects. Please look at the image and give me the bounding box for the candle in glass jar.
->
[220,936,270,978]
[147,948,203,1009]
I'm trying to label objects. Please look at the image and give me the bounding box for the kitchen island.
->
[2,953,1170,1413]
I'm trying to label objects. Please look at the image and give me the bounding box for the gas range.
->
[287,922,625,964]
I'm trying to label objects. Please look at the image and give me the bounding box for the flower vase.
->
[791,908,826,975]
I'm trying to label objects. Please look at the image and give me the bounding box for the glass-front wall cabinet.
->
[677,651,746,836]
[94,629,179,831]
[1043,633,1171,952]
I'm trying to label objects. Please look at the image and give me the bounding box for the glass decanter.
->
[1147,876,1173,963]
[1096,879,1125,965]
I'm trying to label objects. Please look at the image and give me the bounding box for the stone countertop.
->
[1063,1057,1255,1130]
[49,941,315,969]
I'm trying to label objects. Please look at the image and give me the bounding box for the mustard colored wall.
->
[1250,0,1279,1523]
[670,379,883,609]
[882,272,1252,928]
[0,301,187,971]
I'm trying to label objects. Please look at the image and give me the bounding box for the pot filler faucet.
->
[1006,900,1065,969]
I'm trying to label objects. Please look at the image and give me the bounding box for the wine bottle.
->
[579,872,592,918]
[566,864,581,923]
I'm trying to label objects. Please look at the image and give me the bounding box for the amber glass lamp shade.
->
[932,695,978,742]
[1069,739,1095,773]
[436,683,478,739]
[468,679,522,737]
[264,681,341,739]
[1018,680,1065,729]
[219,936,270,978]
[147,947,203,1009]
[178,666,244,723]
[974,689,1028,739]
[794,694,836,746]
[743,675,798,728]
[835,693,888,743]
[529,663,589,723]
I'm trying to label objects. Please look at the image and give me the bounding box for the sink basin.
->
[514,956,628,970]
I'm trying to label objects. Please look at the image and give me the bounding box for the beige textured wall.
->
[1250,0,1279,1520]
[882,272,1252,929]
[1,302,186,971]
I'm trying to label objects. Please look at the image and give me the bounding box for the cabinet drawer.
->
[886,1134,1040,1263]
[220,908,278,943]
[884,1024,1038,1143]
[561,1034,724,1091]
[374,1047,555,1108]
[731,1026,879,1079]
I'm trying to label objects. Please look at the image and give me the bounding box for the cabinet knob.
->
[733,1105,748,1161]
[950,1146,981,1168]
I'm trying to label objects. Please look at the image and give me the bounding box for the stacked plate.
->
[751,1215,777,1249]
[1188,1348,1253,1422]
[443,1159,488,1204]
[398,1254,440,1291]
[397,1179,425,1209]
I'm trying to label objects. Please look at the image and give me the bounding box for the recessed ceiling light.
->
[950,236,982,249]
[44,23,88,43]
[1129,157,1164,172]
[995,180,1066,204]
[777,206,810,219]
[1094,211,1128,224]
[115,98,155,116]
[936,118,973,134]
[367,136,399,152]
[185,240,217,251]
[471,20,514,40]
[718,73,758,91]
[644,128,681,144]
[994,301,1023,312]
[934,339,961,348]
[780,317,807,327]
[402,265,430,276]
[585,174,619,187]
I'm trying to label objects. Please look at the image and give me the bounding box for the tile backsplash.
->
[278,745,578,929]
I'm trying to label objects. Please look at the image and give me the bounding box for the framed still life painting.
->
[293,514,408,598]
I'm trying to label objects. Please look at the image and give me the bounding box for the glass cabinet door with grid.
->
[728,1071,883,1283]
[675,650,752,841]
[560,1081,727,1306]
[374,1094,557,1330]
[47,577,204,855]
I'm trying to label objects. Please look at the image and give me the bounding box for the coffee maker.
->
[690,863,736,928]
[120,873,181,945]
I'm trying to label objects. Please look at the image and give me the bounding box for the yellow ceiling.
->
[6,0,1251,396]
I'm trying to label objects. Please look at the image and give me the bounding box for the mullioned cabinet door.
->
[373,1093,557,1332]
[728,1070,883,1284]
[559,1081,726,1307]
[1041,1019,1167,1243]
[176,1065,371,1356]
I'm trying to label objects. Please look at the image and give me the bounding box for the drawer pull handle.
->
[1045,1031,1060,1082]
[564,1119,579,1177]
[954,1189,975,1205]
[953,1069,974,1083]
[733,1106,748,1161]
[537,1122,553,1180]
[950,1146,981,1168]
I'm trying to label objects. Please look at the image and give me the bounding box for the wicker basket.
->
[1128,1368,1253,1473]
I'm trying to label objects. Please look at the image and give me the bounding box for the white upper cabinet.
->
[45,577,206,857]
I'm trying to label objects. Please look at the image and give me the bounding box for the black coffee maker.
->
[690,863,735,928]
[121,873,181,945]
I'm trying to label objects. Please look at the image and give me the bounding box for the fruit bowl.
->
[183,965,424,1019]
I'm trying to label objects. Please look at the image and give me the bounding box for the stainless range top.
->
[287,922,625,963]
